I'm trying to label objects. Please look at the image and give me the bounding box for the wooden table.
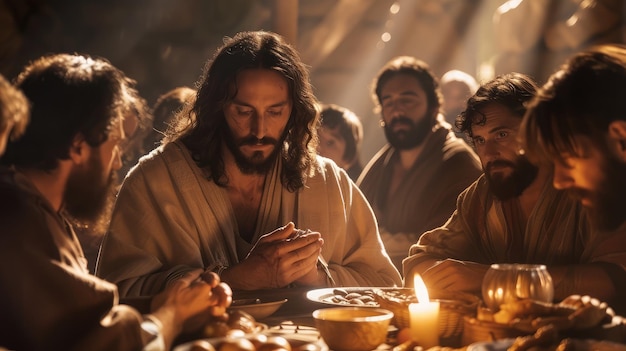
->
[175,288,467,351]
[235,288,412,351]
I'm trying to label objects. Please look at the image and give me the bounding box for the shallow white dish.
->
[305,287,406,308]
[228,298,288,320]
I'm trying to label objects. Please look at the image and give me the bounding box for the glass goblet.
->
[481,263,554,312]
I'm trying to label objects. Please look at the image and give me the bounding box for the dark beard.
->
[223,128,282,175]
[64,151,117,233]
[384,114,433,150]
[485,156,538,201]
[575,155,626,232]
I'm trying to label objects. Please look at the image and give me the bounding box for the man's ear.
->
[68,134,90,164]
[608,120,626,161]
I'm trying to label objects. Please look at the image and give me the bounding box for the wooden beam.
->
[271,0,299,46]
[299,0,377,70]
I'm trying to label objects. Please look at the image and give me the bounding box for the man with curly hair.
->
[0,53,231,351]
[97,31,401,295]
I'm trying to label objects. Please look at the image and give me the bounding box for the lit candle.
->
[409,274,440,349]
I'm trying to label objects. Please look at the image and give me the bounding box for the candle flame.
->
[413,274,430,302]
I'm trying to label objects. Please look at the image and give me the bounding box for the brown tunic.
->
[357,117,482,270]
[405,174,626,314]
[0,167,160,351]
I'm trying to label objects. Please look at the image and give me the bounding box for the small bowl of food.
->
[228,298,288,320]
[312,307,394,351]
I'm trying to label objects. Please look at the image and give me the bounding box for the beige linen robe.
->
[97,141,401,296]
[404,174,626,314]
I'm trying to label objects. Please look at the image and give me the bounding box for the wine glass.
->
[481,263,554,311]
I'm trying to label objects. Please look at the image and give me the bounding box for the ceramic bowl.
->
[312,307,393,351]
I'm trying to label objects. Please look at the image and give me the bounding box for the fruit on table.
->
[217,337,256,351]
[256,336,291,351]
[203,310,258,338]
[189,340,217,351]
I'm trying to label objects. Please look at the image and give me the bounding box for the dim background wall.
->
[1,0,624,164]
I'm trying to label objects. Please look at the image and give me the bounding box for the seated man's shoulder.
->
[454,174,490,204]
[124,142,183,180]
[0,176,32,215]
[463,173,488,191]
[306,156,352,188]
[313,155,339,175]
[133,143,170,168]
[0,180,49,243]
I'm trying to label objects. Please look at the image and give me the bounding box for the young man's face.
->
[553,136,626,231]
[317,125,348,168]
[379,74,434,150]
[223,69,293,174]
[471,103,538,201]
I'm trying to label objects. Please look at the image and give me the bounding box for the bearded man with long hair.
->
[97,31,401,296]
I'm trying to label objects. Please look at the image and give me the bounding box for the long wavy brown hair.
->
[166,31,319,192]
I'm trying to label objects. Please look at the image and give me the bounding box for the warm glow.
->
[389,2,400,14]
[496,287,503,301]
[381,32,391,42]
[409,274,439,347]
[414,274,430,302]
